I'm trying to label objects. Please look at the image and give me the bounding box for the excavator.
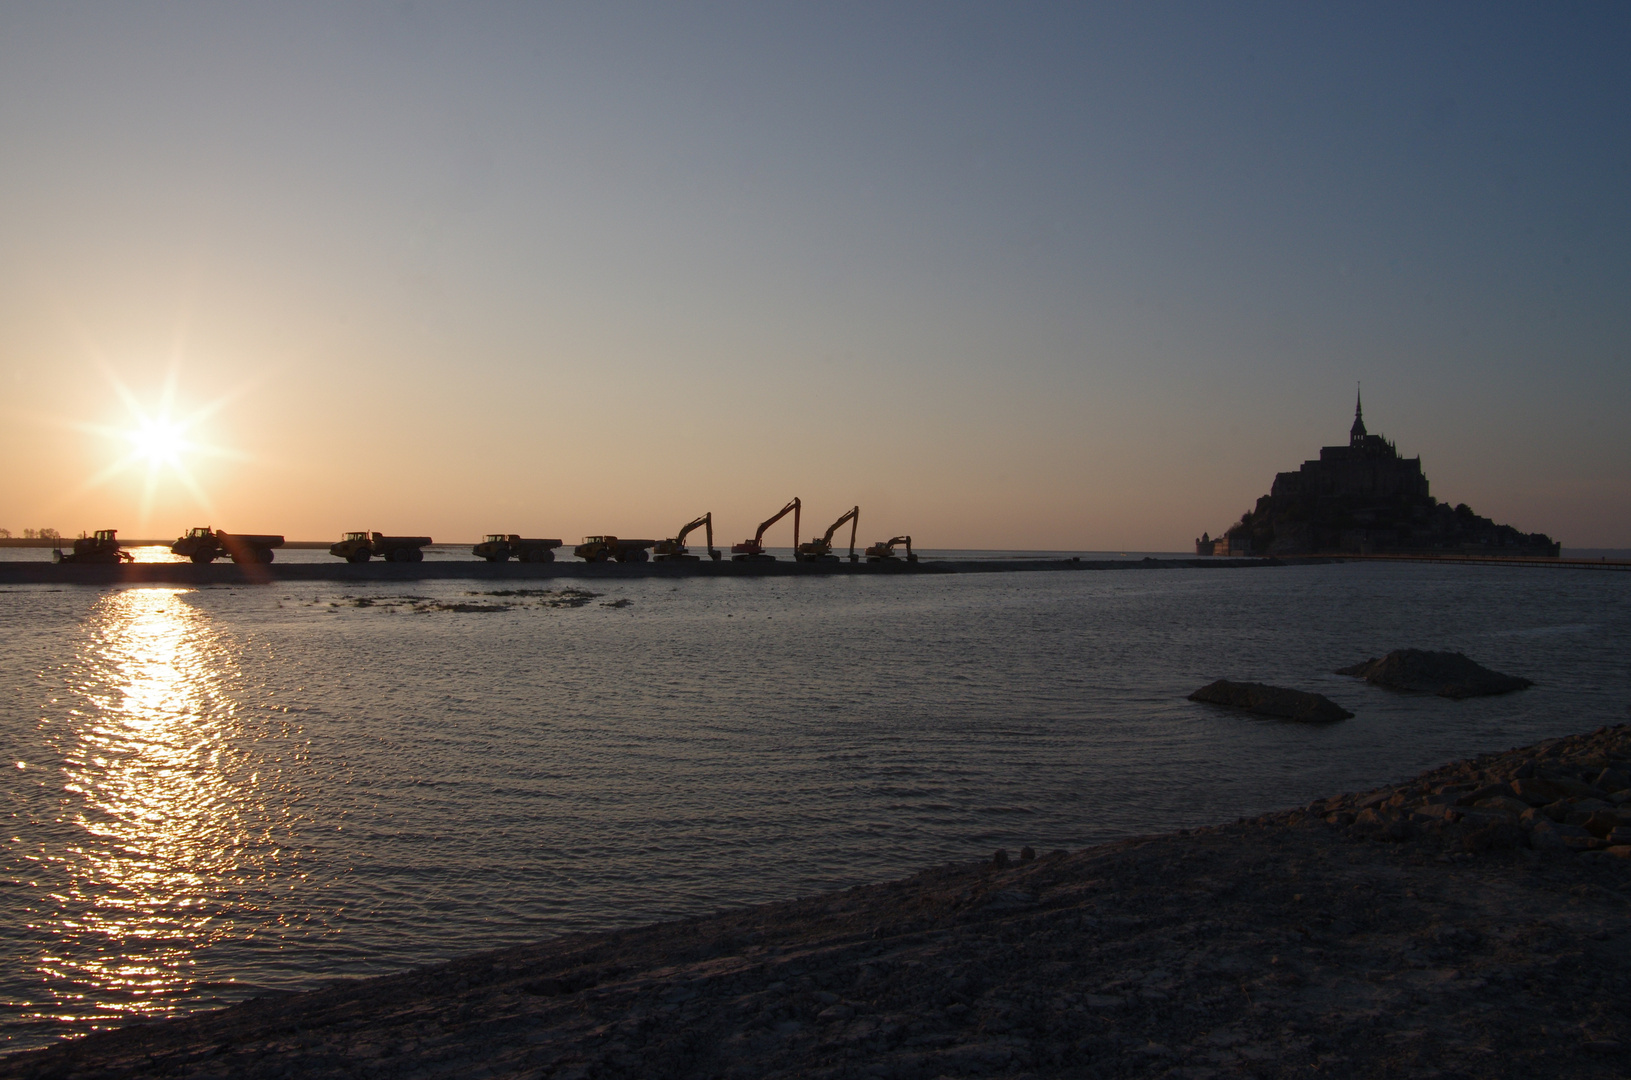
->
[730,497,800,561]
[797,506,860,563]
[653,512,721,562]
[864,535,918,563]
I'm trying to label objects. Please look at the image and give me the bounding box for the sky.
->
[1,2,1627,549]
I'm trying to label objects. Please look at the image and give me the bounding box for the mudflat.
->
[5,726,1629,1080]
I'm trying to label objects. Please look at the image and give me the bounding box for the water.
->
[2,562,1627,1051]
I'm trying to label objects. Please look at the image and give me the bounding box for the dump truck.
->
[573,536,657,563]
[653,513,721,562]
[730,497,800,561]
[472,534,562,563]
[864,535,917,563]
[330,531,432,563]
[52,529,133,564]
[171,527,284,565]
[797,506,860,563]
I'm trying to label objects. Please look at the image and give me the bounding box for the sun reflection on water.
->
[32,588,293,1030]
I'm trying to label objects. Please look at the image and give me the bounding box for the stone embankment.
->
[6,727,1631,1080]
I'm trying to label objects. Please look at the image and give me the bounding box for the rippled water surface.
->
[3,562,1628,1050]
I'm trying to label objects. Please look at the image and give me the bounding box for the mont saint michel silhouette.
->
[1198,393,1560,557]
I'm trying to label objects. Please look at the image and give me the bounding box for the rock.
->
[1579,811,1625,838]
[1456,782,1516,806]
[1335,649,1531,699]
[1511,778,1578,805]
[1594,768,1631,792]
[991,849,1010,869]
[1462,822,1525,853]
[1528,819,1592,851]
[1019,846,1036,863]
[1472,795,1531,817]
[1188,680,1353,722]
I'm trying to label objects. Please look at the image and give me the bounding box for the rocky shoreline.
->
[6,726,1631,1080]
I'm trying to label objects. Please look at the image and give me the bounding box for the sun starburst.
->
[52,360,257,527]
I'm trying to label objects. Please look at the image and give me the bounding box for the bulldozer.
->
[653,513,721,562]
[797,506,860,563]
[731,497,800,561]
[53,529,133,564]
[171,527,284,565]
[330,531,433,563]
[864,535,918,563]
[573,536,657,563]
[473,535,562,563]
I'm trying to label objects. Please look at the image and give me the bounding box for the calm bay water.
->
[2,561,1627,1051]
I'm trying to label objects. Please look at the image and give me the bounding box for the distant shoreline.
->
[0,556,1280,585]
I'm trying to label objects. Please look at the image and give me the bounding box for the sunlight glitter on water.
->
[33,589,272,1027]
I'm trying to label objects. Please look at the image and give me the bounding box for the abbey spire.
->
[1350,385,1367,446]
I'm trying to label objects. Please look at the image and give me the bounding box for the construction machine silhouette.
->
[797,506,860,563]
[52,529,133,564]
[653,513,721,562]
[330,532,433,563]
[864,535,917,563]
[731,497,800,561]
[573,536,658,563]
[472,535,562,563]
[171,527,284,565]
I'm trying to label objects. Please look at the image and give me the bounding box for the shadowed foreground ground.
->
[6,726,1630,1080]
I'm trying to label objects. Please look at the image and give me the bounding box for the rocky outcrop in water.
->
[1188,679,1353,721]
[1337,649,1532,699]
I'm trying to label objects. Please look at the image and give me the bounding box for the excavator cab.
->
[732,498,800,561]
[655,513,721,562]
[797,506,860,563]
[864,535,918,563]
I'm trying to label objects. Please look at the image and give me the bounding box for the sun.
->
[52,362,255,527]
[128,416,189,468]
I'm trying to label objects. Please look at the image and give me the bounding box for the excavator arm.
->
[732,497,800,557]
[673,512,721,560]
[753,497,801,545]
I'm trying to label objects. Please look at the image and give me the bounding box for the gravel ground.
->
[6,725,1630,1080]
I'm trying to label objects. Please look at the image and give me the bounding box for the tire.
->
[261,549,275,564]
[410,548,423,562]
[190,552,213,564]
[538,549,554,563]
[348,550,370,563]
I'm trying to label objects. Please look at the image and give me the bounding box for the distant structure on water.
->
[1196,392,1560,557]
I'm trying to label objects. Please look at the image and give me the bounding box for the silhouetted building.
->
[1197,393,1560,557]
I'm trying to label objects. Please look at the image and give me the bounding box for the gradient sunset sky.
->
[2,3,1627,549]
